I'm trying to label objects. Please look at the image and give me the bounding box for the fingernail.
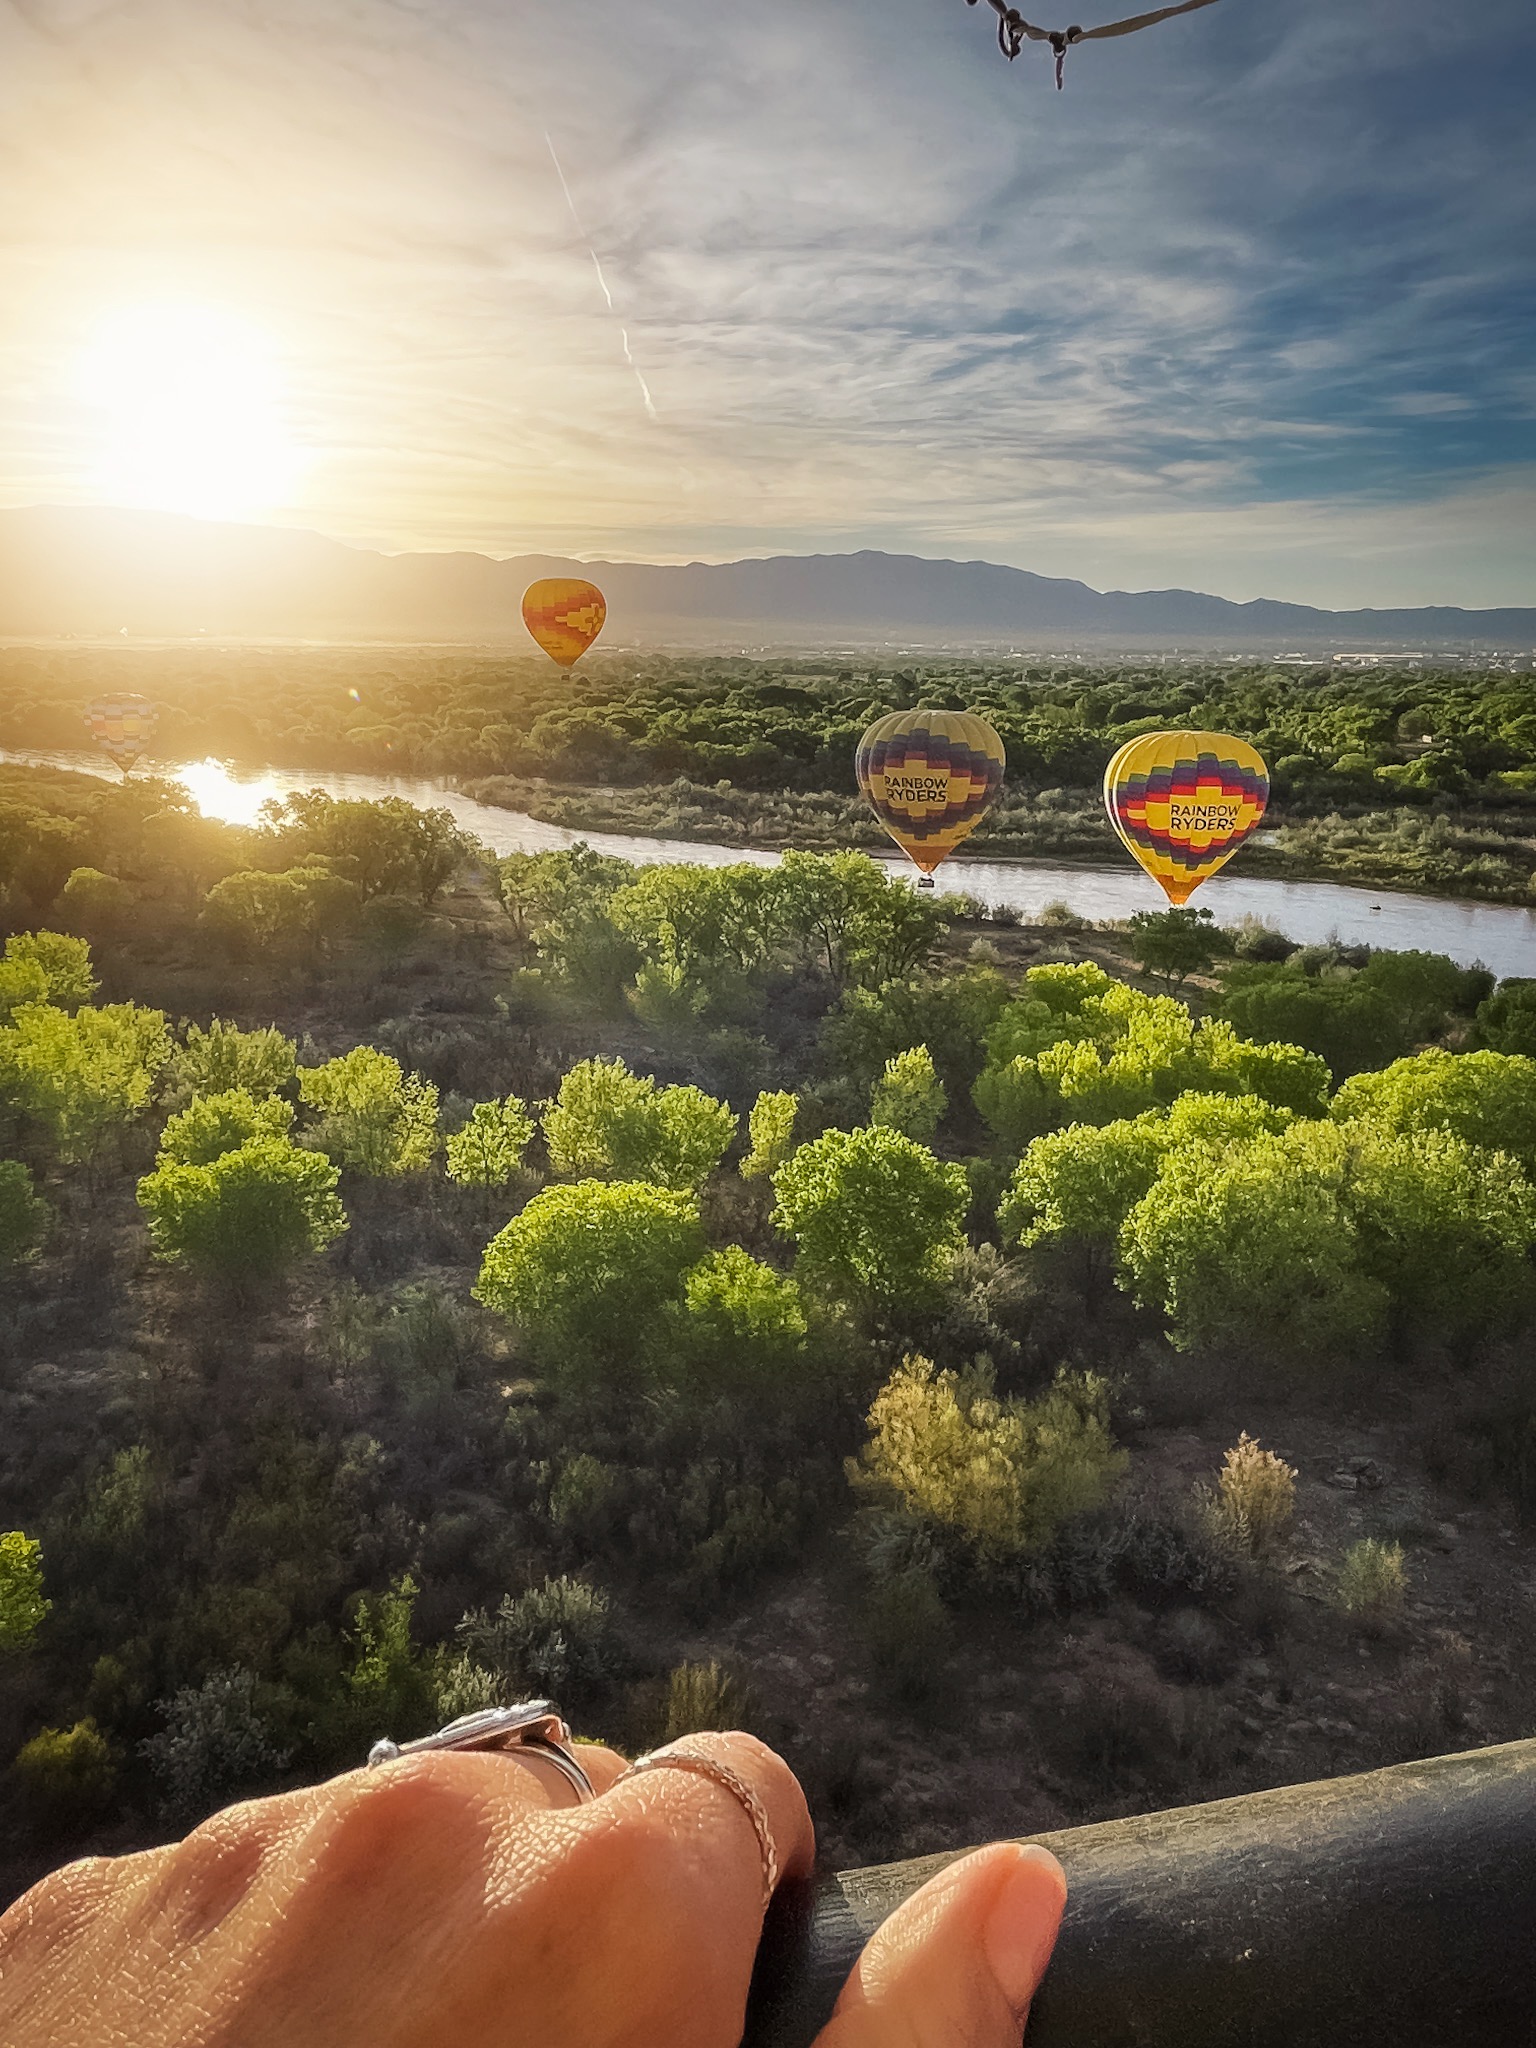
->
[982,1845,1067,2016]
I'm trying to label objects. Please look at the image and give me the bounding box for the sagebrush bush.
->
[140,1669,291,1821]
[458,1577,614,1702]
[659,1660,755,1742]
[1334,1538,1407,1622]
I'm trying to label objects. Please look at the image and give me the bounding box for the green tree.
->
[14,1720,115,1817]
[0,955,49,1025]
[772,1125,969,1314]
[0,1530,50,1649]
[1000,1115,1169,1284]
[299,1048,439,1175]
[775,850,947,988]
[346,1577,438,1737]
[740,1090,798,1180]
[58,867,132,940]
[170,1020,298,1099]
[1343,1124,1536,1342]
[1218,968,1405,1079]
[542,1058,735,1192]
[1120,1122,1387,1364]
[475,1179,704,1385]
[610,863,781,1019]
[1332,1048,1536,1172]
[137,1137,347,1293]
[445,1096,535,1187]
[849,1357,1126,1562]
[1126,906,1221,989]
[4,930,97,1007]
[870,1045,946,1142]
[1475,979,1536,1059]
[157,1088,295,1166]
[199,867,361,961]
[822,963,1010,1100]
[662,1246,809,1396]
[0,1158,49,1267]
[0,1001,171,1163]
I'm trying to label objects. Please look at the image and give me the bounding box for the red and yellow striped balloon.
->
[1104,729,1269,905]
[522,578,607,668]
[83,694,158,774]
[855,709,1006,881]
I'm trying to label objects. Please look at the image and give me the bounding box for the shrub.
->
[543,1058,736,1191]
[659,1660,755,1742]
[433,1655,504,1721]
[663,1246,809,1397]
[345,1576,438,1738]
[445,1095,534,1187]
[0,1531,50,1650]
[299,1048,439,1176]
[58,866,132,938]
[4,930,96,1007]
[1209,1433,1297,1555]
[0,1160,49,1268]
[869,1046,946,1142]
[850,1356,1127,1563]
[14,1719,115,1816]
[1334,1538,1407,1622]
[740,1090,798,1180]
[859,1567,952,1700]
[171,1020,297,1099]
[140,1669,291,1821]
[458,1577,614,1703]
[156,1088,295,1166]
[137,1136,347,1291]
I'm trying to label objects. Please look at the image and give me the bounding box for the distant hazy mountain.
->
[1,505,1531,650]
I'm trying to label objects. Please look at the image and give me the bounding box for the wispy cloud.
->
[1,0,1533,603]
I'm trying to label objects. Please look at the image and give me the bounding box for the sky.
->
[1,0,1534,607]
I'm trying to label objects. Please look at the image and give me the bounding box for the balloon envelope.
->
[1104,729,1269,905]
[522,578,607,667]
[855,709,1006,877]
[84,694,158,773]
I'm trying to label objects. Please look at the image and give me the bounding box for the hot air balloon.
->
[1104,729,1269,905]
[83,694,159,775]
[522,578,606,668]
[855,709,1007,888]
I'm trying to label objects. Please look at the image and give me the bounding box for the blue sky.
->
[2,0,1533,605]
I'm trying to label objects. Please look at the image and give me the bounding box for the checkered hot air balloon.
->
[1104,729,1269,905]
[83,694,159,775]
[521,578,607,668]
[855,710,1007,887]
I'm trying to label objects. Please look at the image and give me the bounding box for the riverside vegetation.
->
[8,647,1536,898]
[0,765,1535,1904]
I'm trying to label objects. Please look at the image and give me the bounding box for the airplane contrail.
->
[546,132,658,422]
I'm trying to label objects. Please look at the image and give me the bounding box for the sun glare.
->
[76,305,308,521]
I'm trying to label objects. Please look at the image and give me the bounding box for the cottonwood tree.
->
[298,1048,439,1176]
[772,1125,969,1316]
[869,1046,946,1142]
[542,1058,735,1192]
[137,1137,347,1296]
[445,1096,535,1188]
[156,1089,295,1167]
[474,1179,703,1388]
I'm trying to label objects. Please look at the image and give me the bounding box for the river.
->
[9,748,1536,980]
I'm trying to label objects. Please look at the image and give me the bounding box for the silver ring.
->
[367,1702,595,1804]
[620,1745,779,1906]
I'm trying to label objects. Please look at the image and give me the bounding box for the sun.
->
[77,305,308,521]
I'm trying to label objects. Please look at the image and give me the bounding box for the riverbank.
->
[461,773,1536,908]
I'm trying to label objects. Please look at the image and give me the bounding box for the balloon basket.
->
[916,876,935,890]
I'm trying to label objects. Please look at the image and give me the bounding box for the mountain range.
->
[1,506,1531,651]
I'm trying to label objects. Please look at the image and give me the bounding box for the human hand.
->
[0,1731,1064,2048]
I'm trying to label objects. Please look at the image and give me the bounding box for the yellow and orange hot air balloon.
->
[83,694,158,775]
[1104,729,1269,905]
[855,709,1006,887]
[522,578,606,668]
